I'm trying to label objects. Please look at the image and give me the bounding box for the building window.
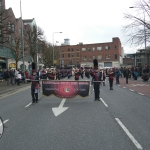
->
[105,55,110,60]
[68,54,70,57]
[12,24,15,32]
[76,48,79,51]
[8,22,11,30]
[89,56,91,60]
[68,48,70,52]
[97,47,102,51]
[77,53,79,57]
[82,56,86,60]
[137,59,141,62]
[77,60,79,64]
[115,54,117,59]
[62,49,64,52]
[114,46,117,50]
[72,53,74,57]
[8,35,11,44]
[82,48,86,51]
[105,46,110,50]
[98,55,102,60]
[72,48,73,51]
[93,56,95,59]
[62,54,64,58]
[88,48,91,51]
[19,28,21,35]
[92,47,95,51]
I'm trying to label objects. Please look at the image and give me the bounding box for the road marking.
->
[100,98,108,107]
[115,118,143,150]
[0,86,30,99]
[52,99,69,117]
[138,93,145,95]
[25,102,32,108]
[3,119,9,124]
[118,85,121,86]
[129,89,134,91]
[123,87,126,88]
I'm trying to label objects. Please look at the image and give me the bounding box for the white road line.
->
[138,93,145,95]
[118,85,121,86]
[100,98,108,107]
[115,118,143,150]
[3,119,9,124]
[25,102,32,108]
[123,87,126,88]
[129,89,134,91]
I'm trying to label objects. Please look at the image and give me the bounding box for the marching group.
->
[0,63,149,102]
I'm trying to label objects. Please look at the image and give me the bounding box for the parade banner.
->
[42,80,90,98]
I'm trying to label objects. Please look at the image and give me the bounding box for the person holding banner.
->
[92,59,102,101]
[30,62,39,103]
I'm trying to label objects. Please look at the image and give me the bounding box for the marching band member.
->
[74,69,80,80]
[92,59,102,101]
[30,62,39,103]
[108,68,115,90]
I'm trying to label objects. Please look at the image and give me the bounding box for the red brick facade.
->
[57,37,122,68]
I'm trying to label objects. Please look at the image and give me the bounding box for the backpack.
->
[119,70,122,76]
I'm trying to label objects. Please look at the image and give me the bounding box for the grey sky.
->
[5,0,138,53]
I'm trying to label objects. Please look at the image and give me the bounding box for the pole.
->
[52,33,54,67]
[52,32,62,67]
[143,10,147,65]
[20,0,25,77]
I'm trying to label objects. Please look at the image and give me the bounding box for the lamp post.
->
[52,32,62,67]
[20,0,25,77]
[129,6,147,66]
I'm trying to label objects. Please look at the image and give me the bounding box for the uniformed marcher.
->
[30,62,39,103]
[92,59,102,101]
[108,68,115,90]
[74,69,80,80]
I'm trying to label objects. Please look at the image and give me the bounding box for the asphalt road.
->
[0,76,150,150]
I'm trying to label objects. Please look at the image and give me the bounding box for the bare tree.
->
[25,26,44,67]
[0,9,14,44]
[123,0,150,48]
[39,41,53,68]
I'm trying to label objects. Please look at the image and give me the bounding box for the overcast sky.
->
[5,0,137,53]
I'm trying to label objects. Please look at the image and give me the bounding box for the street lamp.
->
[129,6,147,65]
[20,0,25,77]
[52,32,62,67]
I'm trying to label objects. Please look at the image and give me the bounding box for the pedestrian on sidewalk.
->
[124,67,131,84]
[4,69,10,85]
[10,69,15,85]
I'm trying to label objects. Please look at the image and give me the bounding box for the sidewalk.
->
[119,76,150,84]
[0,80,31,95]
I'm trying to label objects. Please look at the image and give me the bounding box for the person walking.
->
[74,69,80,80]
[108,68,115,90]
[115,68,120,84]
[10,69,15,85]
[124,67,130,84]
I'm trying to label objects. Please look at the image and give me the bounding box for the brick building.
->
[57,37,123,68]
[0,0,38,70]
